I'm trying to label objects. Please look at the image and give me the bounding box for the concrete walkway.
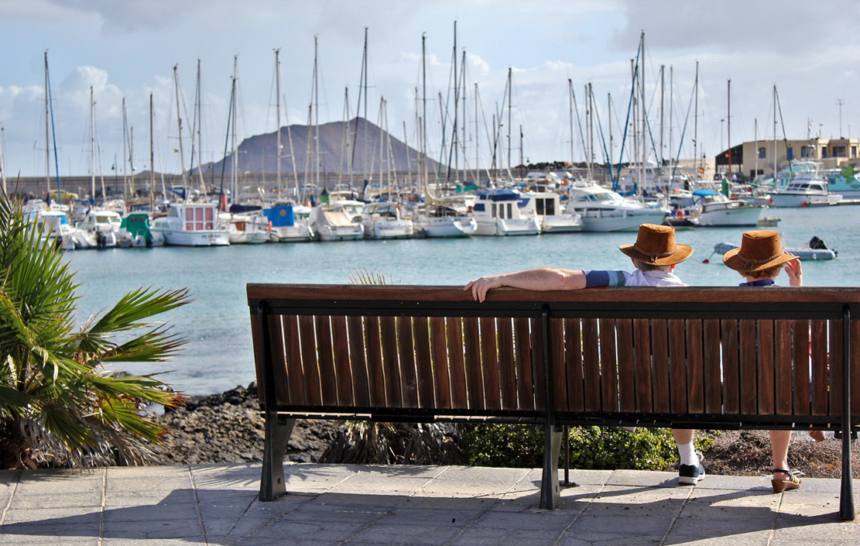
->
[0,463,857,545]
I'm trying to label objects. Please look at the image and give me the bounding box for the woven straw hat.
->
[618,223,693,266]
[723,230,798,273]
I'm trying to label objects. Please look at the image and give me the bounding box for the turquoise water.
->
[65,206,860,395]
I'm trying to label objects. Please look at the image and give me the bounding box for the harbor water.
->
[66,205,860,395]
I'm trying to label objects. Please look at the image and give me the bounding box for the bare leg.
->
[770,430,792,480]
[673,429,694,445]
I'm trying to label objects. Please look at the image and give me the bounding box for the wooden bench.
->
[247,284,859,520]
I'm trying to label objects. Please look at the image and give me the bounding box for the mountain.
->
[197,117,438,177]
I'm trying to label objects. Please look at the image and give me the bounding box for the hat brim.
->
[618,243,693,266]
[722,248,798,273]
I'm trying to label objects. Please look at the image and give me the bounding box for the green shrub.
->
[462,424,713,471]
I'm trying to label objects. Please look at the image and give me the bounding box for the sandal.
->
[771,468,802,493]
[808,430,826,442]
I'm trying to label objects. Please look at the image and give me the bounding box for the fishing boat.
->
[263,203,314,242]
[117,211,164,248]
[150,202,230,246]
[470,188,540,236]
[565,182,669,232]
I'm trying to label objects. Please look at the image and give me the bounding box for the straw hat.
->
[618,223,693,266]
[723,230,797,273]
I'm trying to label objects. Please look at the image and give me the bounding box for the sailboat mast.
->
[129,127,135,200]
[275,48,282,196]
[568,79,574,166]
[693,61,699,183]
[608,92,613,167]
[231,57,238,203]
[660,65,664,167]
[313,36,320,189]
[122,98,128,194]
[727,79,732,178]
[149,93,155,211]
[173,65,188,190]
[195,59,206,194]
[507,67,512,177]
[421,33,427,192]
[90,87,96,202]
[773,85,777,176]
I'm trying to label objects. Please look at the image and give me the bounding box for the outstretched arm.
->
[464,267,586,302]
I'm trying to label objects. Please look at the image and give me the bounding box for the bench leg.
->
[840,424,855,520]
[540,424,563,510]
[260,415,295,502]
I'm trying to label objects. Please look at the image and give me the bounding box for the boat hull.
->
[696,203,763,227]
[417,217,476,238]
[474,217,540,236]
[575,210,669,232]
[163,230,230,246]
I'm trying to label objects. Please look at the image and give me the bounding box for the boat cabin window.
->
[185,206,215,231]
[535,198,555,215]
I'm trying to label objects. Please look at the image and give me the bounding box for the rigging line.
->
[219,77,235,201]
[589,85,613,178]
[612,45,642,190]
[569,82,589,168]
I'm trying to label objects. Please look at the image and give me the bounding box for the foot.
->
[678,462,706,485]
[771,469,802,493]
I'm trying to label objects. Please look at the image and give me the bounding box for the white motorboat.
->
[308,204,365,241]
[769,178,842,208]
[672,189,763,227]
[713,240,836,261]
[518,191,581,233]
[24,207,76,251]
[73,209,123,248]
[360,201,414,240]
[470,188,540,236]
[565,182,669,232]
[413,203,477,238]
[151,202,230,246]
[264,203,314,243]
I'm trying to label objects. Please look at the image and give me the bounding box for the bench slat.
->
[497,318,518,410]
[429,317,450,409]
[756,320,775,415]
[852,320,860,415]
[347,316,370,407]
[446,318,468,410]
[298,315,322,406]
[514,318,535,411]
[315,316,338,406]
[739,319,757,415]
[775,320,793,415]
[811,320,829,416]
[651,319,670,413]
[380,317,403,407]
[634,318,653,412]
[548,319,566,411]
[364,317,386,407]
[331,316,352,406]
[721,319,740,414]
[563,319,584,412]
[829,318,844,416]
[582,319,601,412]
[702,320,721,414]
[413,317,435,408]
[686,319,705,413]
[397,317,419,409]
[480,317,502,410]
[615,319,633,412]
[793,320,811,415]
[464,317,485,410]
[531,318,547,409]
[267,315,290,407]
[599,318,620,412]
[282,315,305,406]
[669,319,688,413]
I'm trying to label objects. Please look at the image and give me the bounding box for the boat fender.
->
[268,221,272,233]
[674,209,685,219]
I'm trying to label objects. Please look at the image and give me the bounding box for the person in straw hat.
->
[724,229,824,493]
[465,223,707,486]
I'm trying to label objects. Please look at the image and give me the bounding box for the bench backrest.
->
[247,284,860,430]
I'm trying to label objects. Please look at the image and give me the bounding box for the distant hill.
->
[196,117,438,177]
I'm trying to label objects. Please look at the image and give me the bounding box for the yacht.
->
[668,189,763,227]
[24,207,76,251]
[117,212,165,248]
[221,211,270,244]
[360,201,414,240]
[73,209,123,248]
[825,165,860,198]
[565,182,669,232]
[150,202,230,246]
[518,191,581,233]
[470,188,540,236]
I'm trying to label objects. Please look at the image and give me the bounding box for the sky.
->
[2,0,860,179]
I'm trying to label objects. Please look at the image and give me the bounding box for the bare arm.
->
[464,267,586,302]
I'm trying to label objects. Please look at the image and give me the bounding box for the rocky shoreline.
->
[151,383,859,480]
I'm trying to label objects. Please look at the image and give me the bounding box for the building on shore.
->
[716,137,860,180]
